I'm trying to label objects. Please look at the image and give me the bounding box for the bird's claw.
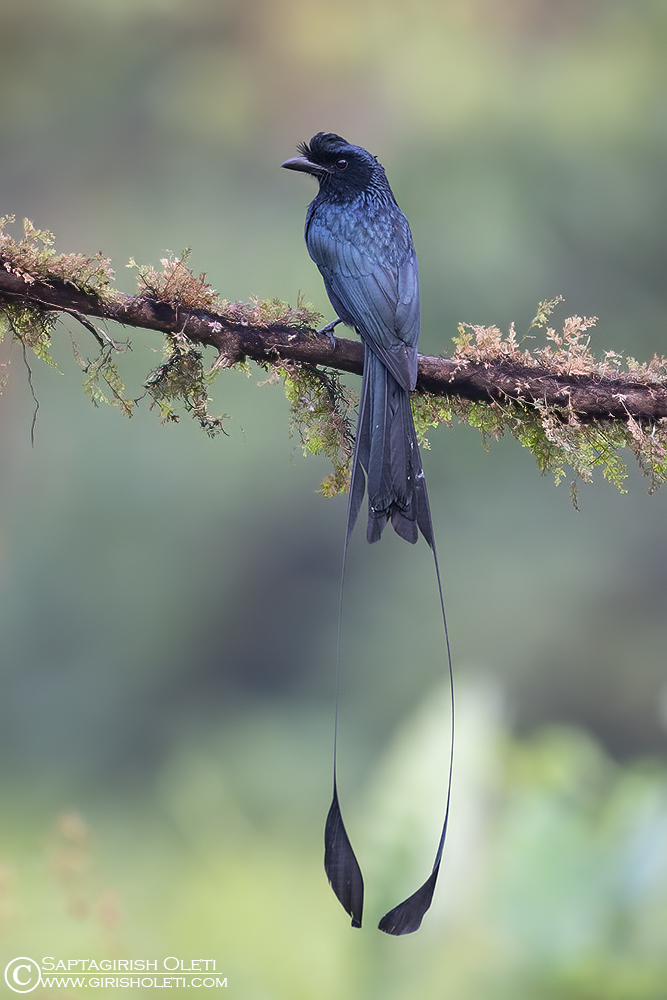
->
[317,318,342,348]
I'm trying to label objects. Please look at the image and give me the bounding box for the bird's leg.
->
[317,317,342,347]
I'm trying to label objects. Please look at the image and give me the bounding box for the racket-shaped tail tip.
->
[378,865,440,936]
[324,786,364,928]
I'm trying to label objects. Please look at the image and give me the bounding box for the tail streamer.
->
[324,364,455,935]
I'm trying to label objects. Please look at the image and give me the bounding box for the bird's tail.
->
[326,346,454,935]
[347,346,433,546]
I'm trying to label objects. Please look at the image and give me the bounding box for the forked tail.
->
[324,344,455,934]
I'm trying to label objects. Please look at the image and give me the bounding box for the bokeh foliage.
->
[1,0,667,995]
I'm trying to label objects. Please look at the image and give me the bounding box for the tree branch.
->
[1,263,667,422]
[2,224,667,499]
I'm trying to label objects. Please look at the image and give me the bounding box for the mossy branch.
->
[2,218,667,497]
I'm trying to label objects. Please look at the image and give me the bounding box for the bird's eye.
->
[335,159,348,170]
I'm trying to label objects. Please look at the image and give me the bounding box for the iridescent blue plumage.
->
[282,133,451,937]
[284,131,429,544]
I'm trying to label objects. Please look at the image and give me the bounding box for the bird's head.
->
[281,132,385,197]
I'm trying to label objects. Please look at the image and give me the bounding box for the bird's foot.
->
[317,317,342,348]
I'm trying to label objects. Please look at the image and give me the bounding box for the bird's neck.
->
[316,176,395,208]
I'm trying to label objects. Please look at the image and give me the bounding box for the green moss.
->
[71,338,135,417]
[426,306,667,504]
[416,391,638,506]
[144,334,227,436]
[0,302,59,369]
[2,223,667,506]
[0,216,120,383]
[274,361,354,496]
[127,249,220,312]
[411,393,453,449]
[0,216,116,298]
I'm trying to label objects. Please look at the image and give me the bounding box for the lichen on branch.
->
[144,333,227,436]
[2,217,667,502]
[267,361,355,496]
[414,299,667,499]
[0,216,116,296]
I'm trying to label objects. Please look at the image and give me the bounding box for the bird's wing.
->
[307,220,420,392]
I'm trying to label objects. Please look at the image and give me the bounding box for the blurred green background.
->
[2,0,667,996]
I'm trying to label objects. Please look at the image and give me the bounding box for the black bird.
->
[282,133,453,936]
[282,132,431,547]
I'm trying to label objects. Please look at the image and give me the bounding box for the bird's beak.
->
[281,155,327,175]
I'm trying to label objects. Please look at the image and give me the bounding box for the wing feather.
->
[307,215,420,391]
